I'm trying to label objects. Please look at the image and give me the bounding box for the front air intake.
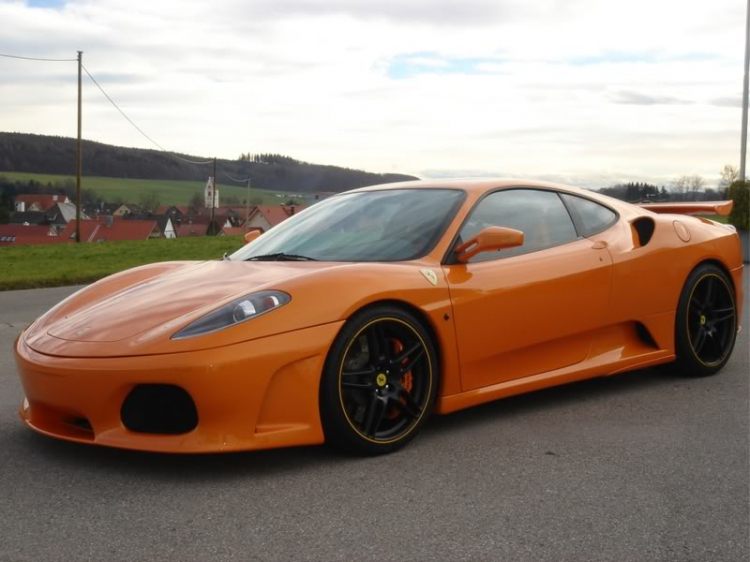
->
[121,384,198,434]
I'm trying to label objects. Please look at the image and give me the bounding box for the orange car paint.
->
[14,179,744,452]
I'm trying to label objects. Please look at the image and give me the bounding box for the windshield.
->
[230,188,465,262]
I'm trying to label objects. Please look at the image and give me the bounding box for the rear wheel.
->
[320,305,438,455]
[673,264,738,377]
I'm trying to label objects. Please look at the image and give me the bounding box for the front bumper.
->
[14,321,344,453]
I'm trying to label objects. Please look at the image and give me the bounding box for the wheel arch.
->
[687,258,736,295]
[344,299,443,376]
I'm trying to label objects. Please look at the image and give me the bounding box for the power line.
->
[81,63,213,166]
[0,52,77,62]
[222,170,251,183]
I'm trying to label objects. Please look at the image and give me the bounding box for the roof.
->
[176,223,209,237]
[46,201,79,223]
[251,205,306,228]
[0,224,59,246]
[0,224,60,246]
[14,194,69,211]
[154,215,173,234]
[222,227,248,237]
[9,211,48,225]
[0,224,53,237]
[59,219,159,242]
[0,235,65,247]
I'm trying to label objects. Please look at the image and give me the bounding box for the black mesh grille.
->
[121,384,198,434]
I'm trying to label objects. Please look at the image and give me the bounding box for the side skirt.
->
[435,349,675,415]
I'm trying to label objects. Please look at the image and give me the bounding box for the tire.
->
[319,305,439,455]
[673,263,738,377]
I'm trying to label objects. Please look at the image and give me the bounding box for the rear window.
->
[560,194,617,236]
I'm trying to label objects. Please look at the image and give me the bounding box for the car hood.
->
[27,260,351,355]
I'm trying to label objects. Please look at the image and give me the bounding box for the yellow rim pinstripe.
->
[685,273,736,367]
[337,317,433,445]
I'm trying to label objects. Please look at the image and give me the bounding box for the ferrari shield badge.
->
[420,269,438,286]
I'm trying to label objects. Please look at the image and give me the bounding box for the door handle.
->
[591,241,608,250]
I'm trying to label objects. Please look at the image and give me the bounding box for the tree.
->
[686,175,705,201]
[138,190,160,212]
[81,188,102,208]
[719,165,739,188]
[727,180,749,230]
[671,176,690,201]
[625,183,640,202]
[188,192,203,214]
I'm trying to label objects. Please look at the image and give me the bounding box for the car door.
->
[443,188,613,392]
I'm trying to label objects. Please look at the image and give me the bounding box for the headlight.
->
[172,291,290,340]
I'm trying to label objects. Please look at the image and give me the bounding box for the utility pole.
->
[209,157,217,235]
[741,0,750,181]
[245,178,250,231]
[75,50,83,243]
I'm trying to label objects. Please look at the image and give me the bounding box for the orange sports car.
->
[14,180,743,455]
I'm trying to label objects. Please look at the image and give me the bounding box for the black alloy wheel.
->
[687,274,736,366]
[320,305,438,455]
[674,264,738,377]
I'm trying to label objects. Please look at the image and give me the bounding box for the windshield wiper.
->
[247,252,317,262]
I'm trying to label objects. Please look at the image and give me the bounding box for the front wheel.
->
[319,305,438,455]
[673,264,738,377]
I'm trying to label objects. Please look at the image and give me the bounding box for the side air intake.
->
[631,218,655,248]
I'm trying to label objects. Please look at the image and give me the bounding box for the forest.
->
[0,132,417,193]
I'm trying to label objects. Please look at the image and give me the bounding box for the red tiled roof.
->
[222,227,249,237]
[14,194,69,211]
[252,205,306,228]
[59,219,158,242]
[176,223,209,237]
[0,225,54,238]
[0,224,60,246]
[0,236,66,246]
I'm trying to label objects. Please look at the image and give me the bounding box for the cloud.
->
[0,0,744,186]
[610,90,695,106]
[710,96,742,107]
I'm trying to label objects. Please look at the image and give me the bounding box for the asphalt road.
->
[0,277,748,562]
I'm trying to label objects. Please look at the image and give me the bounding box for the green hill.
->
[0,171,301,206]
[0,132,417,193]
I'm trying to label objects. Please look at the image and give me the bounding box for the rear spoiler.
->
[637,200,734,216]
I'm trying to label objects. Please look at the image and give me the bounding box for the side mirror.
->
[244,230,261,245]
[454,226,524,263]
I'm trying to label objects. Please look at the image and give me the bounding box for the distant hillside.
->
[0,132,417,193]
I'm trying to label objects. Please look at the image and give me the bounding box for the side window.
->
[458,189,578,262]
[560,194,617,236]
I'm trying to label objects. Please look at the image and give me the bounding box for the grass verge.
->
[0,237,245,291]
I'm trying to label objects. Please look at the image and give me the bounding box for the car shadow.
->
[8,365,689,479]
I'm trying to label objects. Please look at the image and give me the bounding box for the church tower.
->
[204,177,219,208]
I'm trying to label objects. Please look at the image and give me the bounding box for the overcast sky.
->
[0,0,746,186]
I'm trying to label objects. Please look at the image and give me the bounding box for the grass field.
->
[698,214,729,224]
[0,171,305,206]
[0,237,245,291]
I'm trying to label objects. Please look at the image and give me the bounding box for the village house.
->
[59,217,160,242]
[245,205,304,233]
[0,224,61,246]
[13,193,70,212]
[175,222,210,237]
